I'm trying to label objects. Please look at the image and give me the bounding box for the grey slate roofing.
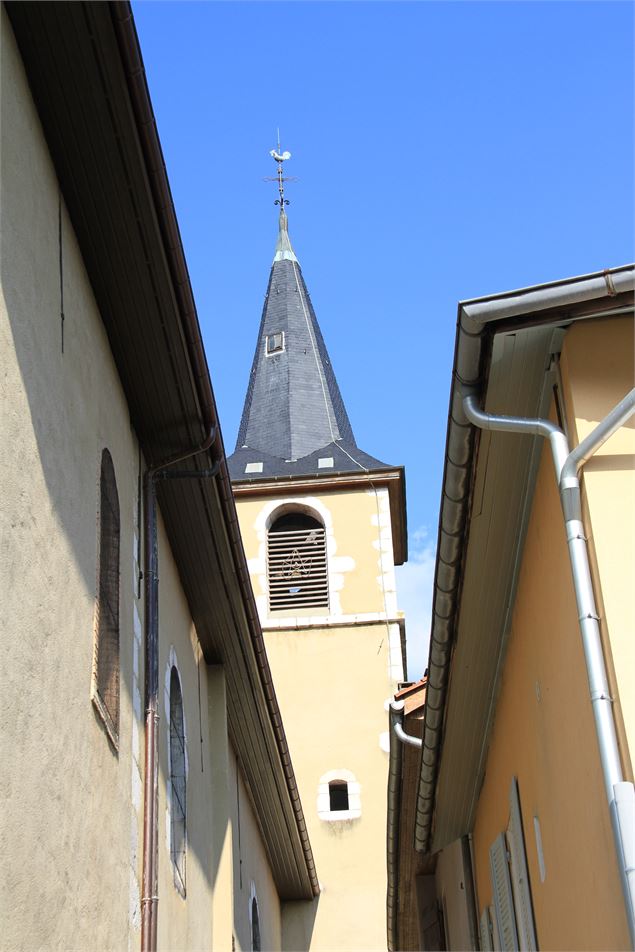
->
[228,210,390,482]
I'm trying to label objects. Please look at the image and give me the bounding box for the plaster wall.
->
[470,322,631,948]
[1,16,279,950]
[236,485,401,949]
[267,623,392,951]
[155,566,232,951]
[559,316,635,780]
[229,751,283,952]
[1,13,138,947]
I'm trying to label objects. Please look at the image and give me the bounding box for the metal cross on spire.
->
[268,132,293,208]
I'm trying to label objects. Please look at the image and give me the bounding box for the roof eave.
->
[415,265,635,854]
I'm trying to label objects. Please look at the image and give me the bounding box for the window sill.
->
[318,809,361,822]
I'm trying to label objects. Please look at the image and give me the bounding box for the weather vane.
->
[264,130,297,207]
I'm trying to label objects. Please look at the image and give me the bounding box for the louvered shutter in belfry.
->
[489,833,519,951]
[479,908,493,952]
[267,523,329,611]
[507,778,538,950]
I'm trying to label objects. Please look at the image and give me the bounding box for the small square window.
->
[266,332,284,355]
[329,781,349,812]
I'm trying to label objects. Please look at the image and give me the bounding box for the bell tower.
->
[228,149,408,951]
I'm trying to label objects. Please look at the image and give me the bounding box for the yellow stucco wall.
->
[267,622,394,951]
[559,317,635,782]
[236,485,402,950]
[1,12,139,945]
[229,751,283,952]
[471,317,633,950]
[1,13,283,949]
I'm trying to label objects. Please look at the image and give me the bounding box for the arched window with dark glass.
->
[250,892,261,952]
[169,665,187,895]
[267,511,328,612]
[92,448,120,744]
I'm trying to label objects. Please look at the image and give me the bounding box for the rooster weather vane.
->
[265,133,296,208]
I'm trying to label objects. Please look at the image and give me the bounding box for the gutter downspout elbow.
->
[462,390,570,480]
[393,719,423,749]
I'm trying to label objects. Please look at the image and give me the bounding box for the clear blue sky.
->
[133,0,634,677]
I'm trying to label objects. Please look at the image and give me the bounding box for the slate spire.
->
[228,160,388,482]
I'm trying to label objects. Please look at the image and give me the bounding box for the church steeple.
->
[228,168,389,482]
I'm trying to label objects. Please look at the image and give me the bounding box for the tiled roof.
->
[229,210,390,480]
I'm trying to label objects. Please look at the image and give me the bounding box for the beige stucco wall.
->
[156,569,231,950]
[229,750,283,952]
[1,14,282,950]
[1,12,139,946]
[236,485,402,950]
[470,317,633,950]
[269,620,393,951]
[559,316,635,781]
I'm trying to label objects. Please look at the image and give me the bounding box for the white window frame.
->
[265,331,285,355]
[249,881,261,952]
[317,768,361,822]
[507,778,538,951]
[164,647,188,897]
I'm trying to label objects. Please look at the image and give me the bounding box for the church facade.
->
[228,204,408,950]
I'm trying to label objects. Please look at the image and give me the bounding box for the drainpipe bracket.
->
[566,521,587,543]
[591,690,613,703]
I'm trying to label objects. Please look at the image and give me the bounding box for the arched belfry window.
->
[267,511,328,612]
[92,448,120,744]
[169,665,187,896]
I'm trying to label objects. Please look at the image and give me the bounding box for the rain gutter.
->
[415,264,635,857]
[109,0,319,912]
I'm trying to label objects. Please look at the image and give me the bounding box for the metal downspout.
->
[387,701,424,952]
[463,388,635,948]
[387,701,405,952]
[141,427,217,952]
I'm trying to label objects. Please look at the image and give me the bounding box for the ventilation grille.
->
[267,526,328,611]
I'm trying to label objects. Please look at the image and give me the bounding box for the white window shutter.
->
[479,908,493,952]
[489,833,519,951]
[507,778,538,951]
[490,905,501,951]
